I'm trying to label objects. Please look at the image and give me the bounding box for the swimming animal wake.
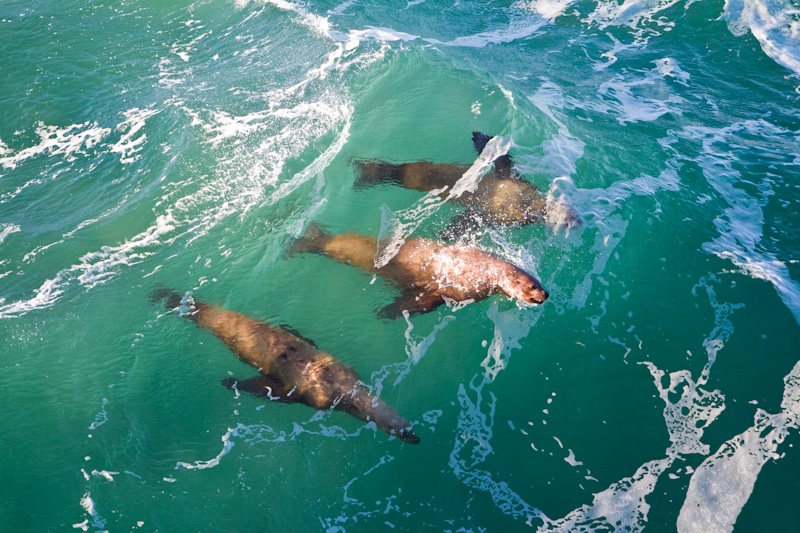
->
[290,223,548,317]
[152,289,419,444]
[353,131,581,239]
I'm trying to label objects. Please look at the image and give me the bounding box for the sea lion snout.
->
[522,284,548,304]
[505,274,549,305]
[529,287,549,304]
[397,427,420,444]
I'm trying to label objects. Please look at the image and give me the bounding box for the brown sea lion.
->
[354,131,581,238]
[290,224,548,317]
[152,289,419,444]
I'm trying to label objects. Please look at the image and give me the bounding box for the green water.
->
[2,0,800,531]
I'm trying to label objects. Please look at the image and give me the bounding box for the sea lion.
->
[353,131,581,238]
[152,289,419,444]
[290,224,548,317]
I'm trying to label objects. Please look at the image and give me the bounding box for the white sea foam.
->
[400,313,452,370]
[91,470,119,482]
[654,57,691,85]
[76,492,106,531]
[528,78,682,227]
[599,76,681,123]
[266,117,352,207]
[322,455,412,530]
[518,0,580,21]
[23,203,126,264]
[542,458,671,532]
[0,122,111,170]
[75,212,176,288]
[88,398,110,430]
[724,0,800,75]
[597,63,686,124]
[447,296,551,525]
[564,449,583,467]
[164,12,354,249]
[584,0,681,30]
[264,0,332,37]
[199,100,348,148]
[331,1,554,50]
[675,120,800,324]
[527,82,590,176]
[576,0,683,69]
[0,273,65,318]
[449,379,545,525]
[677,359,800,532]
[176,426,238,470]
[539,279,735,531]
[164,93,350,250]
[0,223,20,244]
[197,109,271,147]
[642,360,727,457]
[426,7,549,48]
[109,107,161,164]
[369,313,454,403]
[339,26,422,49]
[328,0,359,17]
[0,0,351,316]
[0,212,176,318]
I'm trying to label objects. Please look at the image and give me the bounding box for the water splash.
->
[724,0,800,75]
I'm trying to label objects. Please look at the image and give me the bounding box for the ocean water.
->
[2,0,800,531]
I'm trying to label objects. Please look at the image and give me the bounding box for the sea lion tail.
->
[472,131,515,176]
[149,287,183,310]
[149,287,197,317]
[287,222,329,256]
[472,131,493,154]
[352,159,402,188]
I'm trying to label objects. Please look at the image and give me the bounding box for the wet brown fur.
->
[157,292,418,443]
[291,225,548,316]
[355,160,549,226]
[353,132,580,231]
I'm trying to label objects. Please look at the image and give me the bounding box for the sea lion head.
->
[395,426,421,445]
[501,269,549,305]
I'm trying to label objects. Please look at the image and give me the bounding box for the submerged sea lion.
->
[290,224,548,317]
[354,131,581,238]
[152,289,419,444]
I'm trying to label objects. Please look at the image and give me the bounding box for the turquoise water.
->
[2,0,800,531]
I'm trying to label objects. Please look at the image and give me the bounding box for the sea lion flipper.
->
[287,222,329,257]
[222,375,295,402]
[472,131,514,179]
[472,131,492,153]
[149,287,183,309]
[378,290,444,319]
[438,208,484,241]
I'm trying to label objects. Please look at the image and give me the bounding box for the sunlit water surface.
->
[2,0,800,531]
